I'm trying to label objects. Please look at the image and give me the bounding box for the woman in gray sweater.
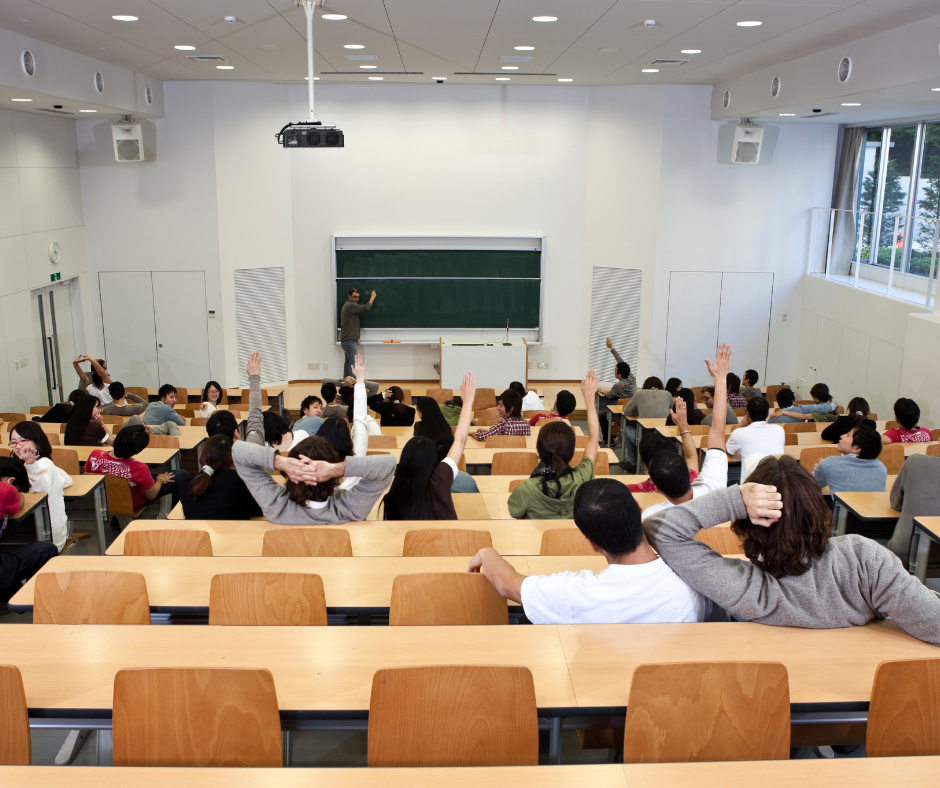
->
[643,454,940,646]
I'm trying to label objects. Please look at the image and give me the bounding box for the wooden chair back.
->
[0,665,30,764]
[522,410,548,421]
[575,435,589,448]
[572,451,609,475]
[241,388,269,405]
[113,667,282,767]
[799,446,840,472]
[209,572,327,626]
[227,403,250,413]
[400,388,412,406]
[366,450,390,456]
[389,573,508,626]
[367,435,398,449]
[261,528,352,557]
[486,435,526,448]
[867,658,940,757]
[931,429,940,441]
[124,529,213,557]
[126,387,149,400]
[472,389,497,411]
[879,443,905,475]
[475,410,501,426]
[403,528,493,557]
[491,452,538,475]
[44,432,60,446]
[368,665,538,766]
[540,528,595,556]
[177,409,196,419]
[733,409,747,417]
[764,385,790,404]
[623,662,790,763]
[868,413,878,420]
[147,435,180,449]
[191,417,209,427]
[885,420,899,430]
[101,415,124,424]
[694,524,744,555]
[30,405,51,415]
[173,388,189,405]
[33,571,150,625]
[688,386,704,403]
[781,423,816,433]
[508,478,525,492]
[927,444,940,458]
[49,447,79,476]
[0,414,28,425]
[0,448,9,458]
[100,475,145,519]
[784,433,798,446]
[424,389,453,404]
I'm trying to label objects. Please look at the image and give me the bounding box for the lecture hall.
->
[0,1,939,784]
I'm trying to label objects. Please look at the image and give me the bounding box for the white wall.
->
[0,108,88,412]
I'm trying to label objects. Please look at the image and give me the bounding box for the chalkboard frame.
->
[331,236,544,345]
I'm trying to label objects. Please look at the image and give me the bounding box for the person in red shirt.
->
[85,425,175,509]
[529,390,576,427]
[883,398,933,444]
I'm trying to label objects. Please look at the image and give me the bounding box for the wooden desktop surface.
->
[371,447,620,465]
[0,443,179,467]
[473,475,650,493]
[11,554,608,611]
[379,424,583,438]
[833,491,900,520]
[61,475,104,498]
[12,492,46,521]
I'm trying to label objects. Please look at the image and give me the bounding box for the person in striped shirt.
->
[471,389,531,440]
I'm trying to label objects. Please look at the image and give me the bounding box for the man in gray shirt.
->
[701,385,739,426]
[812,425,887,494]
[888,453,940,567]
[340,288,376,379]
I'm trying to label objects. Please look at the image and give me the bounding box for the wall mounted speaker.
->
[731,122,763,164]
[112,121,145,162]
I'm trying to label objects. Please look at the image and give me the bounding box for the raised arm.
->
[670,396,699,471]
[705,344,731,451]
[86,356,112,385]
[245,351,265,446]
[351,355,369,457]
[448,372,477,464]
[581,369,600,465]
[606,336,624,364]
[72,356,91,388]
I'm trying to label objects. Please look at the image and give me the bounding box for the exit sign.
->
[50,272,61,282]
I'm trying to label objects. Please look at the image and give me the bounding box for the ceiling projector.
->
[277,122,344,148]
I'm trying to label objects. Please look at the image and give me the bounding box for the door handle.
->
[158,344,163,348]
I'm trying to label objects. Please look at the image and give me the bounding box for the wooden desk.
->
[10,554,607,615]
[474,475,649,493]
[9,492,50,542]
[0,444,181,471]
[508,502,663,554]
[62,475,107,555]
[831,491,900,537]
[784,442,937,461]
[379,424,583,438]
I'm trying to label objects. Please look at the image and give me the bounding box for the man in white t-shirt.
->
[467,477,716,625]
[725,396,785,482]
[642,343,733,521]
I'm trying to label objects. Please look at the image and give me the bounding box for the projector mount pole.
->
[301,0,319,123]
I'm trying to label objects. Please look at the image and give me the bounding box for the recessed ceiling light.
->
[596,47,621,53]
[841,102,861,106]
[502,66,519,70]
[433,77,447,81]
[217,65,234,70]
[322,14,346,20]
[641,68,659,73]
[368,76,383,80]
[558,78,573,82]
[532,16,557,22]
[779,113,795,116]
[681,49,701,54]
[175,45,195,50]
[932,88,940,92]
[514,46,535,51]
[80,109,97,112]
[737,20,762,27]
[344,44,365,49]
[11,98,32,102]
[360,65,377,69]
[257,44,281,50]
[112,15,138,21]
[19,18,31,22]
[304,77,320,80]
[496,77,510,81]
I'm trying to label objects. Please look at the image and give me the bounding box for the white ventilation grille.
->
[723,90,731,109]
[838,56,852,83]
[771,75,780,97]
[234,267,288,387]
[589,268,641,380]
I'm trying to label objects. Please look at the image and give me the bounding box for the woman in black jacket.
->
[821,397,876,443]
[367,385,416,427]
[176,435,263,519]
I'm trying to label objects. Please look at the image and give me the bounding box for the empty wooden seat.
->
[125,387,149,400]
[784,433,798,446]
[403,528,492,557]
[781,423,817,433]
[147,435,180,449]
[101,415,123,424]
[44,432,60,446]
[261,528,352,557]
[50,447,79,476]
[575,435,589,448]
[931,429,940,441]
[867,658,940,757]
[491,452,538,475]
[389,573,508,626]
[177,409,196,419]
[424,389,453,405]
[798,446,840,472]
[927,444,940,458]
[368,665,538,766]
[475,410,501,426]
[84,475,145,530]
[33,571,150,625]
[472,388,497,411]
[124,529,213,557]
[0,414,28,426]
[486,435,526,448]
[112,667,282,767]
[191,417,209,427]
[508,478,525,492]
[30,405,51,415]
[885,420,899,430]
[540,528,595,556]
[694,524,745,555]
[173,388,190,404]
[572,451,609,475]
[209,573,327,626]
[367,435,398,449]
[0,666,30,765]
[240,388,270,405]
[879,443,905,475]
[623,662,790,763]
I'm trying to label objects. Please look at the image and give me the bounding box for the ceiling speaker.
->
[731,122,763,164]
[112,121,144,162]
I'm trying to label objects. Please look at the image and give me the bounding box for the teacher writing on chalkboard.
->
[340,288,377,378]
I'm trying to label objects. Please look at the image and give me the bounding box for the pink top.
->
[628,469,698,494]
[884,427,932,443]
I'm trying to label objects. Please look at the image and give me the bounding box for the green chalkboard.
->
[335,248,541,330]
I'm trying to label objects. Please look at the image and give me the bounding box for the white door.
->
[99,271,159,387]
[31,281,77,404]
[664,272,723,386]
[716,272,774,383]
[152,272,210,387]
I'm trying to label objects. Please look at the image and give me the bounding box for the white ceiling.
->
[1,0,938,88]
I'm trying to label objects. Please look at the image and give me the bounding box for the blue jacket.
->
[769,401,836,424]
[143,401,186,426]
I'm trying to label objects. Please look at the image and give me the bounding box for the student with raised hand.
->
[883,397,932,444]
[665,388,703,427]
[469,478,717,624]
[643,456,940,646]
[174,435,262,520]
[642,344,731,520]
[8,422,72,550]
[600,337,638,399]
[72,355,113,405]
[64,395,113,448]
[813,425,887,494]
[741,369,762,398]
[631,397,701,494]
[243,350,266,446]
[413,396,479,493]
[507,370,599,519]
[768,383,836,424]
[293,395,324,434]
[821,397,876,444]
[367,385,416,427]
[100,382,147,417]
[470,388,530,440]
[347,355,382,457]
[382,372,477,520]
[143,385,187,429]
[198,381,224,418]
[725,396,785,482]
[528,389,576,427]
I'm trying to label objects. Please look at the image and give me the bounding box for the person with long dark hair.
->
[382,372,476,520]
[643,454,940,646]
[820,397,876,444]
[414,395,478,493]
[63,395,113,448]
[367,385,416,427]
[665,388,703,427]
[72,355,113,405]
[32,389,89,423]
[175,435,262,520]
[507,371,599,519]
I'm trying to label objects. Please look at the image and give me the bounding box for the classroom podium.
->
[440,338,527,389]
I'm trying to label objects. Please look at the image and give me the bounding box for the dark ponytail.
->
[846,397,870,430]
[188,435,234,500]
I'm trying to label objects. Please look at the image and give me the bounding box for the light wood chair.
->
[126,387,149,400]
[0,448,9,458]
[867,658,940,757]
[486,435,526,448]
[879,443,905,475]
[33,571,150,625]
[227,403,250,413]
[389,573,508,626]
[173,388,189,404]
[424,389,453,404]
[101,415,123,424]
[366,450,391,456]
[91,475,146,530]
[368,665,538,766]
[403,528,493,557]
[508,478,525,493]
[764,385,790,403]
[472,389,497,411]
[491,452,538,475]
[798,446,840,472]
[0,414,28,425]
[44,432,60,446]
[885,420,899,430]
[50,447,80,476]
[622,662,790,763]
[367,435,398,449]
[209,573,327,626]
[927,444,940,458]
[147,435,180,449]
[177,409,196,419]
[112,667,282,767]
[261,528,352,557]
[191,417,209,427]
[0,665,30,765]
[572,451,609,475]
[30,405,51,415]
[400,388,412,406]
[694,524,745,555]
[688,386,704,403]
[475,410,501,427]
[124,529,213,557]
[522,410,548,421]
[540,528,595,556]
[575,435,589,448]
[784,433,798,446]
[781,423,816,433]
[240,388,270,405]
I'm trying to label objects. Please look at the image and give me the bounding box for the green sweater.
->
[507,458,594,519]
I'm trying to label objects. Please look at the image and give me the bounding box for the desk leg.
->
[549,716,563,765]
[912,528,931,584]
[635,421,645,474]
[239,420,247,440]
[618,412,626,464]
[276,391,285,414]
[34,500,51,542]
[93,483,108,555]
[833,502,848,538]
[282,731,292,766]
